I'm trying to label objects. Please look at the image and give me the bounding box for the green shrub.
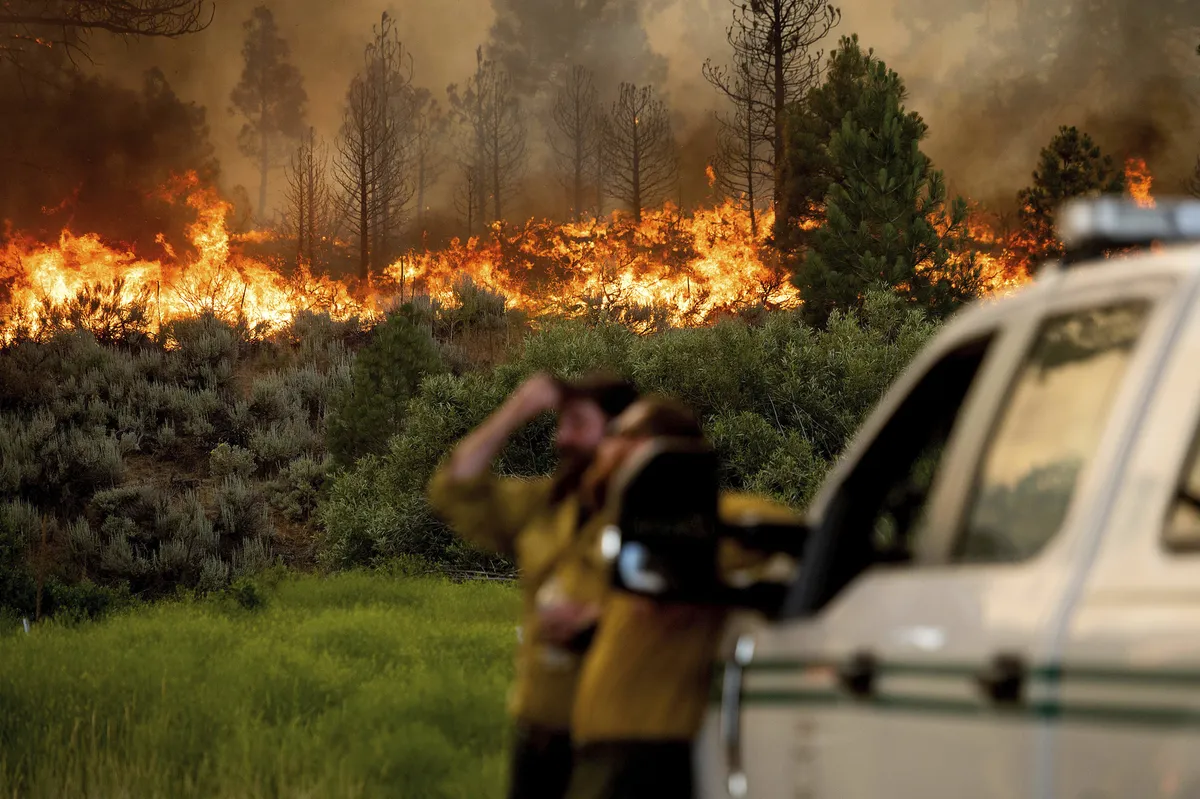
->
[43,578,133,624]
[0,501,39,616]
[249,417,323,471]
[270,455,330,523]
[317,455,455,569]
[209,443,257,480]
[248,371,296,425]
[317,291,937,569]
[227,575,268,610]
[709,411,787,489]
[161,313,240,391]
[37,427,124,506]
[232,535,275,579]
[215,476,274,542]
[197,555,231,592]
[326,306,446,467]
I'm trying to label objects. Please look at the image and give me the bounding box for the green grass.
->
[0,572,521,798]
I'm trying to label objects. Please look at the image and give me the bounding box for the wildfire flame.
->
[389,201,795,327]
[0,160,1162,342]
[1,173,369,341]
[1125,157,1155,208]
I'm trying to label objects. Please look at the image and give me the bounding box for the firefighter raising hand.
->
[509,373,563,420]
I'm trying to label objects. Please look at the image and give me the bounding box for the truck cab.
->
[671,198,1200,799]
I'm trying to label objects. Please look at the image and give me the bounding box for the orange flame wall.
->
[388,202,795,326]
[0,161,1163,341]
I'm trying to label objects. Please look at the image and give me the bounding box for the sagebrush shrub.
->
[249,418,322,471]
[215,476,273,542]
[161,313,240,391]
[209,443,257,480]
[197,555,231,592]
[269,455,329,523]
[89,485,165,533]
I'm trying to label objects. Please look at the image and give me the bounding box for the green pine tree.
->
[1014,126,1124,273]
[794,54,980,328]
[326,306,445,467]
[775,35,878,252]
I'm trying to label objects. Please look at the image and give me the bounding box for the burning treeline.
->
[0,0,1183,338]
[0,156,1156,339]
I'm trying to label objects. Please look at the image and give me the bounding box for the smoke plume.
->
[6,0,1200,238]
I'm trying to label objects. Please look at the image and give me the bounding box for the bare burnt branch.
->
[448,48,526,228]
[548,65,602,221]
[604,82,677,223]
[704,0,840,207]
[0,0,213,38]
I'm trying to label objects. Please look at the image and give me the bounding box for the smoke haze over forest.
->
[32,0,1200,221]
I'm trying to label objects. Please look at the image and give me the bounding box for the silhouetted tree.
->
[333,13,415,280]
[707,47,770,236]
[366,13,417,268]
[411,88,447,242]
[485,0,665,96]
[1014,126,1124,273]
[283,127,334,270]
[453,162,482,236]
[0,68,218,252]
[605,82,677,222]
[448,48,526,224]
[704,0,841,208]
[549,65,602,221]
[229,5,307,221]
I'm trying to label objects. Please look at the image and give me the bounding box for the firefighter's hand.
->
[507,373,562,421]
[537,600,601,645]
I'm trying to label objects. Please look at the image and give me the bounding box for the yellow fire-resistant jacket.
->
[426,465,610,733]
[569,492,802,744]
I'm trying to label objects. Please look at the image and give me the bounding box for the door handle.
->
[836,650,877,699]
[721,634,755,798]
[975,653,1025,705]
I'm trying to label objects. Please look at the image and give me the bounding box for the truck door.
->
[706,288,1167,799]
[1054,270,1200,799]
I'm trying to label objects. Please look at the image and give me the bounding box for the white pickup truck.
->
[620,197,1200,799]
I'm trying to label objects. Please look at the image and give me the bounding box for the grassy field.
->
[0,572,520,798]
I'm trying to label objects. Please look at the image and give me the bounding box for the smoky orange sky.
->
[86,0,1200,218]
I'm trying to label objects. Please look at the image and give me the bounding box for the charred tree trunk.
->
[358,119,369,281]
[772,0,786,210]
[492,120,502,221]
[746,107,758,237]
[574,133,584,221]
[632,121,642,223]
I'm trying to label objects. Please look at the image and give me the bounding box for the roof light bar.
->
[1057,196,1200,250]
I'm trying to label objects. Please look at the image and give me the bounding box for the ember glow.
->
[1125,157,1155,208]
[0,163,1163,341]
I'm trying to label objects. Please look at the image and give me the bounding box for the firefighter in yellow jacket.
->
[426,372,638,799]
[555,396,802,799]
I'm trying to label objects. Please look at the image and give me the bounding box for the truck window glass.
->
[784,336,992,617]
[955,302,1151,563]
[1164,427,1200,551]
